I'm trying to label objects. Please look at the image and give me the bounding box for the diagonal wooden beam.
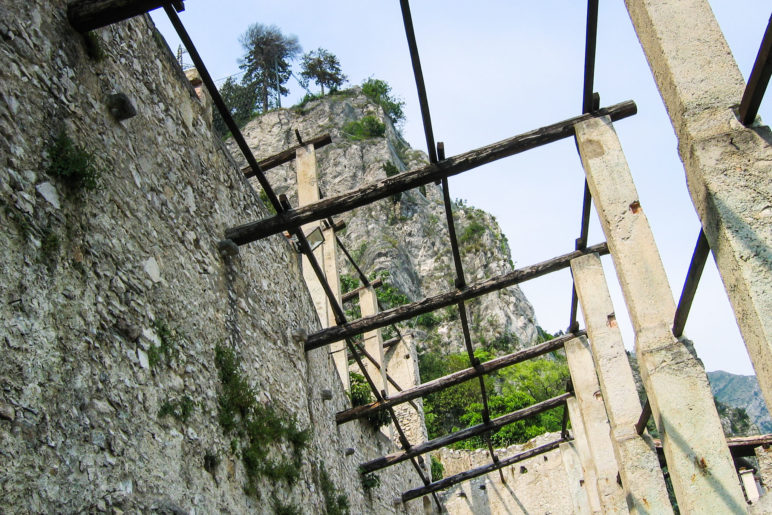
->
[305,243,608,351]
[336,331,580,424]
[68,0,184,33]
[241,133,332,176]
[401,438,564,502]
[224,101,637,245]
[359,392,572,473]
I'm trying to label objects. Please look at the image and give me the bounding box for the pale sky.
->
[151,2,770,375]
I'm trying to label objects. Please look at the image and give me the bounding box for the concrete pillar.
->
[561,440,593,515]
[624,0,772,420]
[358,286,388,397]
[740,468,760,503]
[571,253,673,513]
[574,115,747,512]
[322,227,348,390]
[566,396,603,513]
[565,336,628,513]
[385,334,427,446]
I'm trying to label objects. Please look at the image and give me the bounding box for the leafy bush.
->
[414,312,440,330]
[431,456,444,482]
[343,115,385,140]
[349,372,390,429]
[459,220,486,245]
[360,472,380,491]
[361,78,405,126]
[46,131,101,191]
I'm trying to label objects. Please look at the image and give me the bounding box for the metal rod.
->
[401,438,565,502]
[582,0,600,114]
[334,234,370,287]
[672,229,710,338]
[337,332,579,424]
[305,243,608,351]
[164,6,282,212]
[636,399,652,435]
[224,101,638,244]
[399,0,437,163]
[739,14,772,126]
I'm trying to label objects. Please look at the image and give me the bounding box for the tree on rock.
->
[239,23,300,112]
[299,48,347,95]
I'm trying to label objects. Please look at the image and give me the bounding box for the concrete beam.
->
[566,396,603,513]
[322,226,348,391]
[571,253,672,513]
[565,336,628,513]
[359,286,388,399]
[574,115,747,512]
[625,0,772,417]
[561,440,594,515]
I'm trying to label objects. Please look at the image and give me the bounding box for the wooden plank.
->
[224,101,637,245]
[401,439,564,502]
[68,0,183,32]
[306,243,608,351]
[359,392,572,473]
[241,133,332,177]
[336,332,579,424]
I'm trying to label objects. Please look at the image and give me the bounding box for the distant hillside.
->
[708,371,772,433]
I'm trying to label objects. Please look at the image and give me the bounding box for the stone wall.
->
[0,2,423,512]
[435,433,574,514]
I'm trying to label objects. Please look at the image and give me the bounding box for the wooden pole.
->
[68,0,183,32]
[224,101,637,245]
[401,439,564,502]
[241,133,332,176]
[359,392,572,473]
[306,243,608,351]
[336,331,579,424]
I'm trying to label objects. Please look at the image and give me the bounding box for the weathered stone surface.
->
[575,115,747,513]
[0,2,422,512]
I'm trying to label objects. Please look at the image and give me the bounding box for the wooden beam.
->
[672,229,710,337]
[241,133,332,177]
[306,243,608,351]
[341,278,383,303]
[68,0,183,32]
[359,392,572,473]
[401,438,564,502]
[739,14,772,126]
[336,331,580,424]
[653,434,772,459]
[224,101,637,245]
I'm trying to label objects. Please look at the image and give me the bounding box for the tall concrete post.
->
[296,145,348,388]
[566,395,603,513]
[358,286,388,397]
[561,440,594,515]
[574,115,747,512]
[565,336,628,513]
[385,334,428,446]
[571,253,673,513]
[624,0,772,417]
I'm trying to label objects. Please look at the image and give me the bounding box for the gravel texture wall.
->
[0,2,422,513]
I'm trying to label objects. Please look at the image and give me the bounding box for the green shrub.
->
[431,456,444,482]
[414,312,440,330]
[320,466,350,515]
[360,472,380,491]
[349,372,390,429]
[158,395,195,422]
[343,115,385,140]
[382,161,400,177]
[361,78,405,125]
[148,319,181,368]
[459,220,486,245]
[46,131,101,191]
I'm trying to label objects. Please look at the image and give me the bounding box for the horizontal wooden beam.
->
[306,243,608,351]
[241,133,332,177]
[68,0,183,32]
[341,278,383,303]
[401,438,564,502]
[225,101,637,244]
[359,392,572,473]
[653,434,772,459]
[336,331,580,424]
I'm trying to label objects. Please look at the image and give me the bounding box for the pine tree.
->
[238,24,300,112]
[299,48,347,95]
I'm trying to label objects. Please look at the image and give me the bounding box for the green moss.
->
[382,161,400,178]
[342,116,385,141]
[258,189,277,215]
[158,395,195,422]
[148,319,181,368]
[214,345,310,495]
[46,131,101,191]
[319,466,349,515]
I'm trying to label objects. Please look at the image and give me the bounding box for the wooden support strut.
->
[739,14,772,126]
[401,438,565,502]
[68,0,184,33]
[305,243,608,351]
[336,331,579,424]
[224,101,637,245]
[241,133,332,177]
[341,278,383,303]
[359,392,573,473]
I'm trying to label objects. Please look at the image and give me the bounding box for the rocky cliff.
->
[228,88,539,355]
[708,371,772,434]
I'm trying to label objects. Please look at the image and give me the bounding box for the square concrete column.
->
[625,0,772,416]
[561,440,594,515]
[574,115,747,512]
[755,445,772,492]
[566,395,603,513]
[385,334,427,446]
[565,336,628,513]
[322,226,348,391]
[358,286,388,397]
[571,253,672,513]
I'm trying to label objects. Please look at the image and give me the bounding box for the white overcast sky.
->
[151,2,770,375]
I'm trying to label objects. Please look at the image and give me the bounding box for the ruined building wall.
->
[0,1,423,512]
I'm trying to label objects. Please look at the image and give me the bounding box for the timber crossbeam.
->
[359,392,572,473]
[241,133,332,177]
[224,101,637,245]
[401,438,565,501]
[68,0,184,32]
[341,278,383,303]
[306,243,608,351]
[336,331,581,424]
